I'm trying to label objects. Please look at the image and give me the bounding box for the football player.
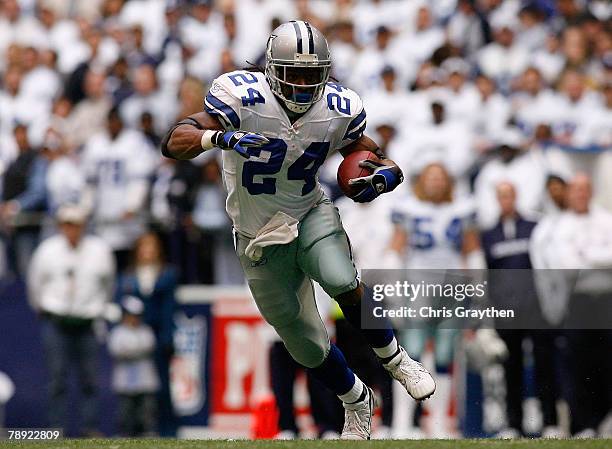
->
[162,21,435,439]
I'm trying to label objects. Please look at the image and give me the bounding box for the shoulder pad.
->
[325,82,364,118]
[326,82,366,145]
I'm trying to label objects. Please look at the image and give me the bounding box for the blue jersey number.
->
[411,217,464,250]
[242,139,287,195]
[241,88,265,106]
[97,159,124,185]
[327,82,345,92]
[242,140,329,196]
[327,93,351,115]
[411,217,435,250]
[228,72,258,86]
[287,142,330,195]
[445,217,463,251]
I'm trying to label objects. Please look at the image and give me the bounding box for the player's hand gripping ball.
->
[337,151,404,202]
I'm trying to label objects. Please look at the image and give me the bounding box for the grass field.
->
[1,439,611,449]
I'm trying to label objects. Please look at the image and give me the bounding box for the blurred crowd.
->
[0,0,611,440]
[0,0,611,280]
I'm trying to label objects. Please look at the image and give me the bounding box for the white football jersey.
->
[204,70,366,238]
[81,129,155,249]
[392,196,476,269]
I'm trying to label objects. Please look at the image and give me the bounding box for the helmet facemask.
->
[266,54,331,114]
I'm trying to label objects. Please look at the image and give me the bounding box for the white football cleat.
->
[383,347,436,401]
[340,386,376,440]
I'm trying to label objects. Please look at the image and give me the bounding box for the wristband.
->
[200,130,220,150]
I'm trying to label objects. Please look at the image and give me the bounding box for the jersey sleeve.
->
[337,87,367,149]
[204,75,242,131]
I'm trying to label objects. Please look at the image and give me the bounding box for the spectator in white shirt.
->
[552,173,612,271]
[120,63,178,136]
[511,67,559,138]
[515,6,548,52]
[395,5,445,65]
[0,0,47,69]
[393,100,475,196]
[65,69,112,150]
[44,129,86,217]
[561,26,590,72]
[0,65,44,139]
[351,0,413,46]
[440,58,481,125]
[530,175,570,323]
[108,296,160,437]
[474,128,547,229]
[447,0,487,56]
[550,69,602,148]
[348,26,410,94]
[530,33,566,84]
[119,0,166,56]
[180,1,227,82]
[19,47,61,106]
[329,20,359,84]
[471,74,511,152]
[27,204,115,436]
[362,66,413,130]
[476,15,530,94]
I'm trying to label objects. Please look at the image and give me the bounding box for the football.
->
[337,150,381,198]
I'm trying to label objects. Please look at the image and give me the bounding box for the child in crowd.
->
[108,296,160,436]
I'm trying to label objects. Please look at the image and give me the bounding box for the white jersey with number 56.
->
[204,70,366,238]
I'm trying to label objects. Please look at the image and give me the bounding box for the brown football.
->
[337,150,381,198]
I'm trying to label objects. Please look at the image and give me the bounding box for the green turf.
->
[1,439,611,449]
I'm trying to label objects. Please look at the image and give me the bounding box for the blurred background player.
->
[81,106,156,271]
[389,162,484,438]
[108,295,160,437]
